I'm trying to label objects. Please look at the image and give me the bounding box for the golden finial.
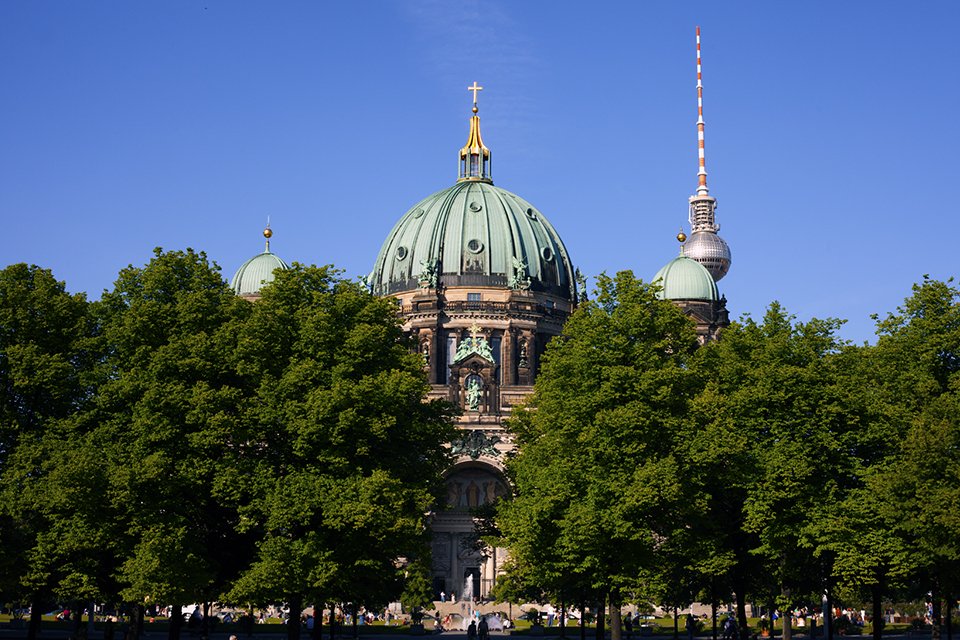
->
[263,218,273,252]
[469,322,483,337]
[677,228,687,243]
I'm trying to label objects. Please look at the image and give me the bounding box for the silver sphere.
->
[683,231,731,282]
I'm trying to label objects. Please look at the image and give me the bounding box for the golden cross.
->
[469,322,482,338]
[467,81,483,104]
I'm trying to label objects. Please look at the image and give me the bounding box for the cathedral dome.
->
[370,93,576,301]
[652,253,719,301]
[231,227,289,297]
[371,181,575,299]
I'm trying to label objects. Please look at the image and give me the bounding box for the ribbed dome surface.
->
[231,251,289,296]
[371,181,576,300]
[652,254,719,301]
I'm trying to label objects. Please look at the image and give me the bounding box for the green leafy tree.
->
[496,272,701,640]
[36,248,254,640]
[223,264,456,640]
[864,278,960,640]
[689,304,859,639]
[0,264,97,640]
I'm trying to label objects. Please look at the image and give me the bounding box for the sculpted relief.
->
[445,467,508,511]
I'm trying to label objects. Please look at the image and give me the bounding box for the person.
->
[479,616,489,640]
[686,613,696,640]
[441,591,446,603]
[451,592,456,604]
[468,620,477,640]
[625,613,633,640]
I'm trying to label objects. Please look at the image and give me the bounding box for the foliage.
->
[496,271,701,610]
[223,264,457,610]
[0,263,98,606]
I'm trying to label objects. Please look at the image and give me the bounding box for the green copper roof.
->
[652,253,719,302]
[231,250,289,296]
[371,181,576,300]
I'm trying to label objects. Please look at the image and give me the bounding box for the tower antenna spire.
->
[696,26,709,196]
[684,27,732,282]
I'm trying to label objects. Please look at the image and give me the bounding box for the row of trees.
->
[493,272,960,640]
[0,251,457,640]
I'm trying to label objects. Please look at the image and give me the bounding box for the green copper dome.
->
[652,253,719,301]
[231,230,289,297]
[371,180,576,300]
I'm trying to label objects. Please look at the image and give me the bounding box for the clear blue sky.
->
[2,1,957,344]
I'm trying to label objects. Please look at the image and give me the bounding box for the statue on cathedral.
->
[418,258,438,289]
[465,377,483,411]
[509,256,531,290]
[453,325,495,363]
[518,338,529,368]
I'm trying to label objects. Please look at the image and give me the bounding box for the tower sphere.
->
[683,229,731,282]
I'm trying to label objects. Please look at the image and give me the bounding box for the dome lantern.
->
[458,82,492,184]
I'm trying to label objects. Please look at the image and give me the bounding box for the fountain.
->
[463,574,474,602]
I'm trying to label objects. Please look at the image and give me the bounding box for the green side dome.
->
[371,180,576,300]
[231,232,289,297]
[652,253,719,301]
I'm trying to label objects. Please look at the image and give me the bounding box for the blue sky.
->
[2,1,957,344]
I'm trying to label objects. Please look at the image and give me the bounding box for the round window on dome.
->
[467,239,484,254]
[541,247,554,262]
[396,246,408,261]
[413,208,425,218]
[526,208,537,220]
[469,201,482,212]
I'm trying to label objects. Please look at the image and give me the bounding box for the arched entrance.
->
[430,461,509,601]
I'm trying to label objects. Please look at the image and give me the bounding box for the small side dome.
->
[652,254,719,301]
[231,227,289,298]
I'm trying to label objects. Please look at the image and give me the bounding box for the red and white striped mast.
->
[696,25,709,197]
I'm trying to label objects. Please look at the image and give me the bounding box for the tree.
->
[688,304,859,639]
[865,278,960,640]
[28,248,255,640]
[496,272,702,640]
[223,264,456,640]
[0,264,97,640]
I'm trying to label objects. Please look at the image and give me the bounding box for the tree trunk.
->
[735,590,748,640]
[611,595,622,640]
[783,587,793,640]
[823,589,834,640]
[87,601,96,640]
[871,583,883,640]
[352,604,358,639]
[288,594,303,640]
[944,592,953,640]
[561,599,567,639]
[674,608,679,640]
[711,596,718,640]
[932,582,942,640]
[27,596,42,640]
[329,604,336,640]
[597,595,607,640]
[168,604,182,640]
[202,602,210,640]
[70,600,83,640]
[132,603,145,640]
[311,604,324,640]
[581,600,587,640]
